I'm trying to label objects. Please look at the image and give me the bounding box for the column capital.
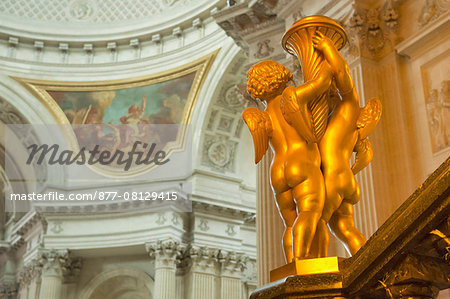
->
[145,239,185,269]
[38,249,81,280]
[218,250,246,278]
[18,259,43,287]
[39,249,69,277]
[185,245,220,274]
[346,1,400,59]
[0,282,18,299]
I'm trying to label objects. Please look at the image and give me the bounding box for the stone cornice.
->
[0,0,225,42]
[11,211,46,237]
[192,200,256,221]
[395,11,450,59]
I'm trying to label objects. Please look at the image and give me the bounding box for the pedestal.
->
[251,158,450,299]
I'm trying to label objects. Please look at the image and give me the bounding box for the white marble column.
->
[38,250,68,299]
[186,246,219,299]
[146,239,183,299]
[256,151,285,286]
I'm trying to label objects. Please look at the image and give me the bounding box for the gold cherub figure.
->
[244,60,328,262]
[243,16,382,262]
[312,30,382,257]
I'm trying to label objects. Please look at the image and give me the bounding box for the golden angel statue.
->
[243,16,382,263]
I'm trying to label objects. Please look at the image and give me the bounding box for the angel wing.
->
[242,108,272,164]
[357,97,382,140]
[280,86,317,143]
[352,138,373,175]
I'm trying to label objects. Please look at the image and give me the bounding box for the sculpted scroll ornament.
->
[243,16,382,263]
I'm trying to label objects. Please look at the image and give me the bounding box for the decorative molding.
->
[226,224,237,236]
[156,213,167,225]
[0,6,224,65]
[418,0,450,27]
[348,1,399,59]
[213,2,281,51]
[218,250,246,277]
[0,282,18,298]
[425,80,450,153]
[218,84,247,111]
[18,258,43,286]
[198,219,210,231]
[40,249,70,277]
[12,211,46,237]
[186,245,221,273]
[192,201,255,219]
[254,40,274,59]
[208,141,232,167]
[50,221,64,234]
[201,134,237,171]
[183,245,247,278]
[241,258,257,284]
[146,239,186,269]
[0,96,28,125]
[18,249,81,287]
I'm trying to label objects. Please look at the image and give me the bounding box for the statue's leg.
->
[276,189,297,263]
[309,218,329,258]
[291,170,325,259]
[328,201,366,255]
[316,174,343,258]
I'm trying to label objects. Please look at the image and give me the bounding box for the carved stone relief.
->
[198,219,210,231]
[202,134,237,171]
[348,1,399,59]
[201,57,248,173]
[226,224,236,236]
[426,81,450,153]
[218,84,247,112]
[50,221,64,234]
[254,40,275,59]
[418,0,450,27]
[156,212,167,225]
[0,97,47,193]
[241,258,257,284]
[217,115,235,133]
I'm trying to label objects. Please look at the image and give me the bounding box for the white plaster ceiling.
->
[0,0,224,41]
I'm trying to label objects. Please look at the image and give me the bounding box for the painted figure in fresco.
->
[243,60,331,262]
[120,96,149,125]
[311,31,382,256]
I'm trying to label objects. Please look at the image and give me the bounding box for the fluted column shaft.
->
[38,250,68,299]
[256,151,285,286]
[39,276,62,299]
[154,266,176,299]
[186,247,219,299]
[146,240,183,299]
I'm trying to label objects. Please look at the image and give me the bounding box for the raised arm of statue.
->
[244,60,325,263]
[306,27,382,257]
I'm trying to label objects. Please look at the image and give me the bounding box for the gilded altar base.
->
[270,257,344,282]
[251,158,450,299]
